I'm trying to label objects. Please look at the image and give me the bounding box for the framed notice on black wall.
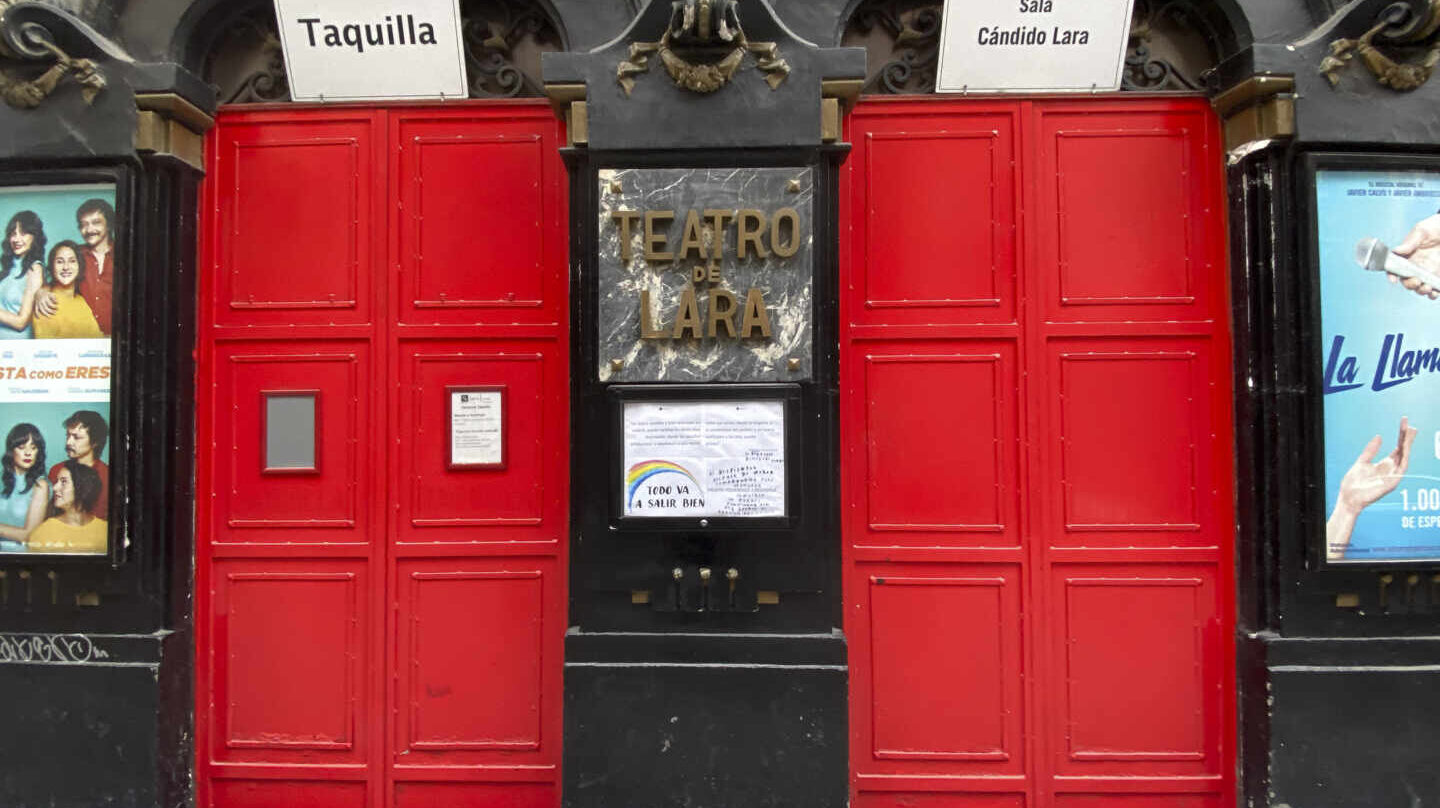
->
[1309,153,1440,565]
[0,182,116,556]
[609,384,802,530]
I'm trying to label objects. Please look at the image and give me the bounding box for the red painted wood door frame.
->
[841,95,1235,808]
[195,101,568,808]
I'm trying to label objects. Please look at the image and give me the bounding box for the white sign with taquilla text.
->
[273,0,468,101]
[935,0,1136,93]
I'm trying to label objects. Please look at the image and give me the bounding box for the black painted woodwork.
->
[0,156,199,808]
[551,7,860,801]
[1231,143,1440,807]
[563,141,849,807]
[542,1,865,151]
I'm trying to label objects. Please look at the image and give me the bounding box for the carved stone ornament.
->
[0,0,109,110]
[462,0,561,97]
[1321,0,1440,92]
[841,0,941,95]
[206,6,289,104]
[616,0,790,96]
[1123,0,1221,91]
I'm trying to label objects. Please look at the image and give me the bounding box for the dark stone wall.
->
[1230,138,1440,806]
[8,2,1440,807]
[565,662,847,808]
[0,8,201,805]
[0,155,199,807]
[0,662,161,808]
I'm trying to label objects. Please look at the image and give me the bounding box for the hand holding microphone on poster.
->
[1368,211,1440,298]
[1328,416,1419,560]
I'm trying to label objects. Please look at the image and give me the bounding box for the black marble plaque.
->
[597,167,814,383]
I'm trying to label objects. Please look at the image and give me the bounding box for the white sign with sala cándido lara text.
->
[273,0,467,101]
[935,0,1136,93]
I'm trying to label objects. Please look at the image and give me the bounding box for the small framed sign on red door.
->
[447,384,506,470]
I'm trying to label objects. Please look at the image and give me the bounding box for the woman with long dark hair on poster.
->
[27,458,106,554]
[0,423,49,552]
[33,240,101,339]
[0,211,46,339]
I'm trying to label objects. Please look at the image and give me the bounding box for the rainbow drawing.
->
[626,460,701,506]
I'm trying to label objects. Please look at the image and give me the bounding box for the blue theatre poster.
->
[1319,167,1440,562]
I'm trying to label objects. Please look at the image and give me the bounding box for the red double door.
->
[194,95,1234,808]
[841,96,1235,808]
[195,102,569,808]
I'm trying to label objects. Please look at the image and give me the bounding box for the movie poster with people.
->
[1319,166,1440,562]
[0,184,114,556]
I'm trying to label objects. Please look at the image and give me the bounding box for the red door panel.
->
[391,558,563,767]
[843,96,1233,808]
[1035,103,1223,323]
[1049,341,1218,542]
[393,341,565,546]
[1054,797,1219,808]
[211,560,371,765]
[848,341,1021,547]
[393,783,557,808]
[854,796,1026,808]
[392,109,566,327]
[403,572,545,751]
[210,780,368,808]
[198,102,567,808]
[210,111,383,328]
[1049,566,1221,777]
[852,105,1021,327]
[213,344,372,544]
[860,564,1025,774]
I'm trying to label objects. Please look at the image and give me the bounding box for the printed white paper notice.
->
[623,400,786,518]
[934,0,1135,92]
[450,389,503,467]
[273,0,467,101]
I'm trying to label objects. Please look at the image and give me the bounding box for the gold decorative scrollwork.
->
[1321,1,1440,92]
[0,51,102,109]
[0,1,105,110]
[616,0,788,96]
[660,44,744,93]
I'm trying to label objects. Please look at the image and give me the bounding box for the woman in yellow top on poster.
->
[32,240,101,340]
[27,459,106,554]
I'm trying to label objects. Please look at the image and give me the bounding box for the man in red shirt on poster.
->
[47,410,108,517]
[36,198,114,335]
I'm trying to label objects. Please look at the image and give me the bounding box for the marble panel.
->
[597,167,814,383]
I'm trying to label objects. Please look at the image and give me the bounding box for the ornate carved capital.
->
[842,1,941,95]
[461,0,561,98]
[1321,0,1440,92]
[0,1,122,110]
[616,0,789,97]
[1124,0,1219,91]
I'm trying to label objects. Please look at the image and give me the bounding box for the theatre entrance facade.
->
[191,92,1234,808]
